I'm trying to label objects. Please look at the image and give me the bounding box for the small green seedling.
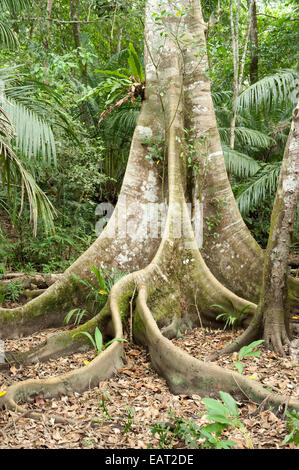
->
[212,300,251,331]
[123,406,136,434]
[233,340,264,374]
[100,390,113,420]
[75,326,127,355]
[282,409,299,448]
[202,391,253,448]
[64,308,89,326]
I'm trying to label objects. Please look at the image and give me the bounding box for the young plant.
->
[123,406,136,434]
[232,340,264,374]
[282,410,299,448]
[201,391,253,448]
[75,326,127,355]
[0,281,23,303]
[64,308,90,326]
[64,265,128,326]
[100,390,113,420]
[212,300,251,331]
[149,395,246,450]
[149,420,175,449]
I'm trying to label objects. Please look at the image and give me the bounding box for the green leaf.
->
[201,397,231,419]
[219,392,239,418]
[104,338,128,349]
[234,362,243,374]
[94,327,103,354]
[64,308,80,325]
[127,43,144,82]
[89,265,107,291]
[76,331,96,350]
[216,440,237,449]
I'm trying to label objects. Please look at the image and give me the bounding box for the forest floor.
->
[0,317,298,450]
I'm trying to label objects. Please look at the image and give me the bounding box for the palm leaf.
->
[1,97,56,165]
[236,69,299,112]
[236,163,281,215]
[1,0,32,13]
[0,20,18,48]
[0,137,55,234]
[222,145,260,178]
[128,43,144,82]
[219,126,274,149]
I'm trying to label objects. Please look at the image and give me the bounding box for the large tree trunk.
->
[260,101,299,354]
[1,0,299,417]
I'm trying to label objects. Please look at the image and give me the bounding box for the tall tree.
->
[1,0,299,418]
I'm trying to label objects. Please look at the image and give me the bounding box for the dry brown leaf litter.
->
[0,326,298,449]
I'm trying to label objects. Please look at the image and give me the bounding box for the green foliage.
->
[123,406,136,434]
[63,308,89,327]
[82,43,144,105]
[201,391,253,448]
[142,134,165,165]
[236,69,299,113]
[67,265,128,320]
[282,410,299,448]
[75,326,127,355]
[150,392,252,449]
[0,281,23,304]
[212,300,251,331]
[99,390,112,420]
[233,340,264,374]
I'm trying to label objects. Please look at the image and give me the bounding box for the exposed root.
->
[0,273,62,288]
[2,303,112,366]
[263,322,291,357]
[206,313,263,361]
[136,284,299,412]
[0,284,126,416]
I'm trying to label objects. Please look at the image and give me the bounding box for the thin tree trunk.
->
[70,0,88,83]
[229,0,253,149]
[248,0,258,84]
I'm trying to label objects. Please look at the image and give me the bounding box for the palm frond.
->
[236,69,299,113]
[218,126,275,149]
[0,20,18,48]
[2,97,56,165]
[236,162,281,215]
[222,145,261,178]
[0,124,55,235]
[212,90,233,106]
[1,0,32,13]
[104,107,140,139]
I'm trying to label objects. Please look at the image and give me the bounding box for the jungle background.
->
[0,0,298,450]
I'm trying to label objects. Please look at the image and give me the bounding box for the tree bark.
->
[248,0,258,84]
[260,101,299,354]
